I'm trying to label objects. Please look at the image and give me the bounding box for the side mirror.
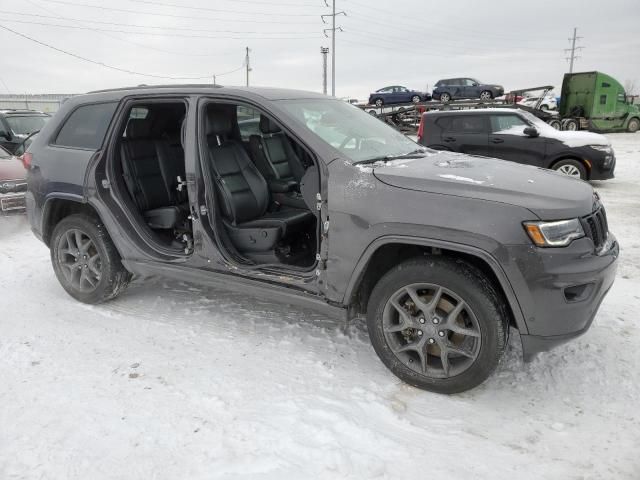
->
[0,131,11,141]
[524,126,539,137]
[472,83,479,87]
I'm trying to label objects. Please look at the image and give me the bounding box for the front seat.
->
[248,115,307,193]
[205,107,313,254]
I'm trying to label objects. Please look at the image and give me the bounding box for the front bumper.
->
[503,234,618,360]
[589,154,616,180]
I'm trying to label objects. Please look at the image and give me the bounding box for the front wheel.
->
[628,117,640,133]
[552,159,587,180]
[366,257,507,394]
[479,90,493,101]
[51,214,131,304]
[439,92,451,103]
[411,95,421,103]
[374,98,384,107]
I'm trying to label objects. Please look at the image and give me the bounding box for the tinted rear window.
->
[54,102,118,150]
[445,115,487,133]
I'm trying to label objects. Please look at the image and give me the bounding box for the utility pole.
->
[320,47,329,94]
[321,1,345,97]
[212,75,216,87]
[245,46,252,87]
[565,27,583,73]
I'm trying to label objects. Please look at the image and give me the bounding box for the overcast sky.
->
[0,0,639,99]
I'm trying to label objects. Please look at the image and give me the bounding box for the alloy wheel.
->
[382,283,481,378]
[57,228,102,292]
[479,91,492,100]
[556,164,581,177]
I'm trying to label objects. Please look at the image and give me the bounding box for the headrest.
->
[259,115,281,134]
[206,108,233,137]
[126,118,152,139]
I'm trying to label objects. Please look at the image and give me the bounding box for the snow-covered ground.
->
[1,134,639,479]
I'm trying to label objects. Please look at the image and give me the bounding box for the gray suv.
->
[432,78,504,102]
[24,85,618,394]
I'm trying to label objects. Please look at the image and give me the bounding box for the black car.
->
[25,85,617,394]
[418,109,615,180]
[432,78,504,102]
[0,110,50,153]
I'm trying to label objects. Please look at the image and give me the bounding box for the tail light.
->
[22,152,32,169]
[417,114,425,142]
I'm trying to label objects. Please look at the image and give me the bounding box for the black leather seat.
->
[205,107,313,253]
[121,118,187,229]
[249,115,306,193]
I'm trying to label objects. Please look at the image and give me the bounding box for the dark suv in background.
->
[0,110,49,153]
[417,109,615,180]
[25,85,617,394]
[432,78,504,102]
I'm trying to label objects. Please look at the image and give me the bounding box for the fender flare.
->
[343,235,529,334]
[41,193,86,244]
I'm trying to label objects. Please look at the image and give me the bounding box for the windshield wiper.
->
[353,148,427,166]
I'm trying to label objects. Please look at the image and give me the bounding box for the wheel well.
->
[43,199,99,246]
[350,243,517,328]
[549,156,590,179]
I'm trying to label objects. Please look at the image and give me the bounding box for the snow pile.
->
[1,134,639,479]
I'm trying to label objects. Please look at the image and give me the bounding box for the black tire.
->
[439,92,451,103]
[548,119,562,130]
[551,158,587,180]
[479,90,493,101]
[374,98,384,107]
[411,95,421,103]
[628,117,640,133]
[562,118,579,131]
[366,257,508,394]
[50,214,131,304]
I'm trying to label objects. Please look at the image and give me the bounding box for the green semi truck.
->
[558,71,640,132]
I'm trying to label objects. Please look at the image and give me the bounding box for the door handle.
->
[443,136,456,142]
[491,137,504,143]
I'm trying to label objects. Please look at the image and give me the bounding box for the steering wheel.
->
[338,135,357,150]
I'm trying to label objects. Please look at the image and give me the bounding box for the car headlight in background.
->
[524,219,585,247]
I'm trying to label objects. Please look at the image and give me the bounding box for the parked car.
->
[418,108,615,180]
[432,78,504,103]
[518,95,557,111]
[26,85,617,394]
[0,110,49,153]
[368,86,431,107]
[0,144,27,212]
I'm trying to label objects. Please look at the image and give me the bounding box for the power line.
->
[0,18,321,40]
[2,11,314,35]
[0,23,244,80]
[36,0,320,25]
[129,0,323,16]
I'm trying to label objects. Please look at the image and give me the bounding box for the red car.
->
[0,143,27,212]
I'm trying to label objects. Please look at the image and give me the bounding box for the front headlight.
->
[589,145,612,153]
[524,219,585,247]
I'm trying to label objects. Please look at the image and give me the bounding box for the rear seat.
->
[120,118,187,229]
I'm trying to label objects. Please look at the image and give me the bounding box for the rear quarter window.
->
[54,102,118,150]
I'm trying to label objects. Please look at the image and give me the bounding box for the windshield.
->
[278,99,421,163]
[5,115,48,136]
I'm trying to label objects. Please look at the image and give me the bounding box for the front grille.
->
[0,179,27,195]
[581,205,609,251]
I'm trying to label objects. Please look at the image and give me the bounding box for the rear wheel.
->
[366,257,507,394]
[548,119,562,130]
[552,159,587,180]
[562,118,579,131]
[439,92,451,103]
[51,214,131,304]
[627,117,640,133]
[479,90,493,101]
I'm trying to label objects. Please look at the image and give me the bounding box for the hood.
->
[371,151,594,219]
[540,126,610,147]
